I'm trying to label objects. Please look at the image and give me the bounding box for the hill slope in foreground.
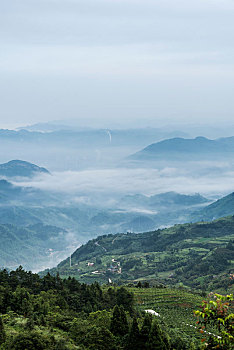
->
[49,216,234,293]
[0,267,206,349]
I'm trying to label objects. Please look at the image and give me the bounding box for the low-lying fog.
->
[2,128,234,271]
[14,162,234,204]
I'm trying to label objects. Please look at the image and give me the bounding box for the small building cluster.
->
[108,259,121,274]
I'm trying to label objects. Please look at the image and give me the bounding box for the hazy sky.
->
[1,0,234,128]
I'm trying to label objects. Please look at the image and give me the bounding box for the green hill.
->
[192,192,234,221]
[50,216,234,292]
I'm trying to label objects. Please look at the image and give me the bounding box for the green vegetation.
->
[0,267,202,349]
[133,287,202,337]
[192,192,234,222]
[48,216,234,293]
[194,293,234,349]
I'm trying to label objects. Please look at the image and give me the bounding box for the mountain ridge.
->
[0,160,49,178]
[129,136,234,161]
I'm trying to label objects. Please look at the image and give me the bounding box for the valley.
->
[1,1,234,347]
[1,132,234,273]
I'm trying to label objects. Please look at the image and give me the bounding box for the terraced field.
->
[131,287,204,341]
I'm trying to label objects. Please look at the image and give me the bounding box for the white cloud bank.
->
[14,164,234,200]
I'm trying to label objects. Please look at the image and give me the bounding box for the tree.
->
[195,293,234,349]
[168,329,187,350]
[116,287,134,313]
[110,305,129,336]
[7,331,49,350]
[82,326,118,350]
[146,320,167,350]
[24,316,35,331]
[88,310,111,329]
[125,316,140,350]
[139,313,152,349]
[0,317,6,345]
[54,339,68,350]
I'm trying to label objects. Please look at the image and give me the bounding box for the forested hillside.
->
[50,216,234,292]
[192,192,234,221]
[0,267,207,349]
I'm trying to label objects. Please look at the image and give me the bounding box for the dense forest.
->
[0,267,198,349]
[0,267,233,349]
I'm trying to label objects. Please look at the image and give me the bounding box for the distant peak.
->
[0,160,50,178]
[7,160,33,165]
[194,136,209,140]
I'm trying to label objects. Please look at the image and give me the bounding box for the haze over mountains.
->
[0,160,233,272]
[1,124,234,272]
[0,127,189,171]
[18,120,234,139]
[0,162,213,270]
[129,136,234,162]
[2,126,234,171]
[0,160,49,178]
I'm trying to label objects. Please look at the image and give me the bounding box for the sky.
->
[0,0,234,129]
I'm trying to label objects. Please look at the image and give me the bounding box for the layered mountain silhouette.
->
[129,136,234,161]
[0,160,49,178]
[120,191,208,209]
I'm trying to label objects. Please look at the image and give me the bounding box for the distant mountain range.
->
[120,191,208,209]
[0,177,68,209]
[0,184,234,272]
[0,128,189,147]
[129,136,234,161]
[0,175,213,270]
[3,129,234,172]
[2,158,234,272]
[0,160,49,178]
[0,128,191,170]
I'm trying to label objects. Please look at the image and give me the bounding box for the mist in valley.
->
[0,125,234,271]
[1,0,234,271]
